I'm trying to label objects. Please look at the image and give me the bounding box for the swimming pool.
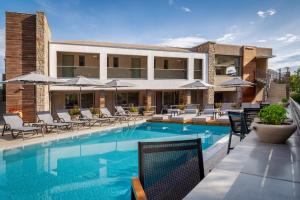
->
[0,122,229,200]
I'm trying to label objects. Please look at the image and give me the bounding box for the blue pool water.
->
[0,122,229,200]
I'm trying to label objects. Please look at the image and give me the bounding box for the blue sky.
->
[1,0,300,78]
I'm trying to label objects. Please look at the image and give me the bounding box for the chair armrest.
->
[131,177,147,200]
[59,118,65,122]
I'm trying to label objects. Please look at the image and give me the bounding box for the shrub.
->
[281,97,288,103]
[129,106,138,113]
[291,93,300,104]
[90,107,100,115]
[69,107,80,116]
[258,104,287,125]
[176,105,185,110]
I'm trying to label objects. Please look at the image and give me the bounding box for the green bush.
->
[281,97,288,103]
[291,93,300,104]
[69,107,80,116]
[129,106,138,113]
[258,104,287,125]
[90,107,99,115]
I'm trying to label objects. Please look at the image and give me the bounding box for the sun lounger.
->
[2,113,42,140]
[192,114,213,122]
[220,103,233,115]
[115,106,142,120]
[100,107,125,122]
[57,110,87,129]
[80,109,110,127]
[151,114,171,120]
[170,109,198,122]
[37,111,71,133]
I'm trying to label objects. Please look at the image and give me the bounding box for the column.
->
[99,91,106,108]
[202,54,208,82]
[188,57,194,80]
[147,55,154,80]
[100,53,107,80]
[186,90,191,104]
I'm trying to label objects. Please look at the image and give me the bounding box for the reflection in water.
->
[0,123,229,200]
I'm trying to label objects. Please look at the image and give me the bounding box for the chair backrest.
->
[100,107,112,117]
[3,113,24,129]
[243,108,260,123]
[186,104,197,109]
[228,111,248,135]
[115,106,126,115]
[137,139,204,200]
[37,111,54,124]
[57,110,72,122]
[80,109,93,119]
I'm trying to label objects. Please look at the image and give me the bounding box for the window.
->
[194,59,203,79]
[65,94,78,109]
[113,57,119,68]
[164,60,168,69]
[62,55,74,66]
[117,92,139,106]
[81,93,94,108]
[215,55,241,76]
[79,55,85,66]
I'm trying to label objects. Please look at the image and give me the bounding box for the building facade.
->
[3,12,273,122]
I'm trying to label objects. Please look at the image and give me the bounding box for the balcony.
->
[154,57,187,79]
[57,66,99,78]
[107,67,147,79]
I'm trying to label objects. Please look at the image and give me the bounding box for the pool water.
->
[0,122,229,200]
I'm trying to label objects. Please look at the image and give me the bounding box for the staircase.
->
[267,81,287,103]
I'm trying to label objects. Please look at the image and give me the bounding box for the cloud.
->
[181,6,191,13]
[275,33,299,43]
[257,9,276,18]
[216,33,236,43]
[270,49,300,68]
[257,39,267,43]
[160,36,207,47]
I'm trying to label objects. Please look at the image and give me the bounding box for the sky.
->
[1,0,300,78]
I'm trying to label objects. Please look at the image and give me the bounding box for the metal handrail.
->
[290,98,300,136]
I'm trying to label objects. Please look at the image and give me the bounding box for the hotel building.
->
[3,12,273,122]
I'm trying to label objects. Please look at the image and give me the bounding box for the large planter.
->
[252,121,297,144]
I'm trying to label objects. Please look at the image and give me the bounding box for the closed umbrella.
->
[59,76,106,108]
[105,80,135,106]
[219,77,254,104]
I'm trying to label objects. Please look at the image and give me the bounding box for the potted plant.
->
[68,107,80,120]
[129,106,139,115]
[252,104,297,144]
[280,97,289,108]
[90,107,100,117]
[143,106,154,116]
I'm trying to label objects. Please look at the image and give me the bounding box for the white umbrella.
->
[219,77,254,104]
[2,71,64,85]
[59,76,106,108]
[105,80,135,106]
[181,80,214,89]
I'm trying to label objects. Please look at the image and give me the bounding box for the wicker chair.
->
[131,139,205,200]
[227,111,248,154]
[243,107,261,129]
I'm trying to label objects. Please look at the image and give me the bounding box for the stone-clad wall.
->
[36,12,51,112]
[5,12,51,122]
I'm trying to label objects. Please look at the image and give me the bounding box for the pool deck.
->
[184,130,300,200]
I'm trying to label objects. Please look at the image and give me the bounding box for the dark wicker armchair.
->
[131,139,205,200]
[243,107,260,128]
[227,111,249,154]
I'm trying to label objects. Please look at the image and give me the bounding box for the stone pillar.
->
[99,91,106,108]
[186,90,191,104]
[100,53,107,80]
[144,90,153,108]
[179,90,191,105]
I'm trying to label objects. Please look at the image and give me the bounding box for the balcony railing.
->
[107,67,147,79]
[154,69,187,79]
[57,66,99,78]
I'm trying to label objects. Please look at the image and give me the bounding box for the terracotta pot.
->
[252,121,297,144]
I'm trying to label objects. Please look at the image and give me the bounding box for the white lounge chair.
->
[100,107,126,122]
[80,109,110,127]
[171,109,198,122]
[115,106,142,120]
[57,110,87,129]
[37,111,71,133]
[2,113,42,140]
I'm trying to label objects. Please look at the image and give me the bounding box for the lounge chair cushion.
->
[171,114,196,122]
[192,115,213,122]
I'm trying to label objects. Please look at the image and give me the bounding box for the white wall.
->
[49,43,208,89]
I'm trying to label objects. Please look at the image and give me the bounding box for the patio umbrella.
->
[105,80,135,106]
[218,77,254,105]
[181,80,214,89]
[1,71,64,85]
[59,76,106,108]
